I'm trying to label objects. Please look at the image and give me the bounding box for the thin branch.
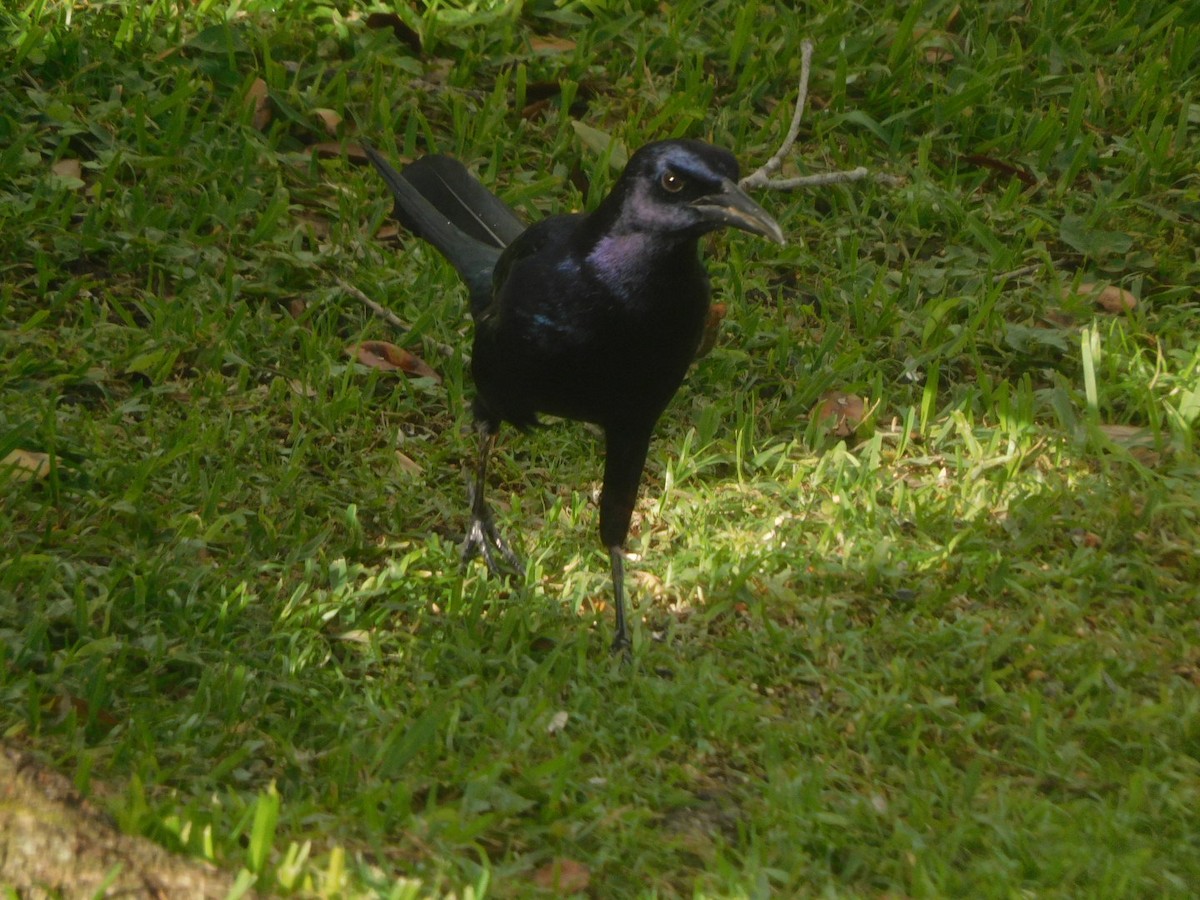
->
[741,40,814,188]
[334,276,457,358]
[741,39,898,193]
[762,168,906,189]
[991,263,1042,285]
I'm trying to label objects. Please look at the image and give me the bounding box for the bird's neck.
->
[582,223,703,300]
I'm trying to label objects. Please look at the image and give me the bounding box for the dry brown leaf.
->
[520,99,552,119]
[813,391,867,437]
[914,28,957,63]
[1097,423,1158,447]
[3,449,52,481]
[247,77,271,131]
[1041,308,1076,328]
[532,858,590,893]
[1129,446,1161,467]
[311,141,354,160]
[1092,284,1137,313]
[959,153,1036,186]
[46,693,119,728]
[347,340,440,382]
[313,108,342,136]
[395,451,423,476]
[364,11,422,52]
[51,158,82,180]
[1097,424,1165,466]
[530,35,577,53]
[694,302,727,358]
[1065,283,1137,313]
[294,213,331,239]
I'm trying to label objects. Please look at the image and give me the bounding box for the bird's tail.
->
[362,143,524,304]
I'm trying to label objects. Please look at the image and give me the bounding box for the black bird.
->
[363,139,783,651]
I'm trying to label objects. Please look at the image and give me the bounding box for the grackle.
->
[363,139,783,652]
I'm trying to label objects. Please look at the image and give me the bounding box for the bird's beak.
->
[691,179,785,245]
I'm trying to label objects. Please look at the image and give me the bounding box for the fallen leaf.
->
[923,44,955,64]
[1040,308,1076,328]
[365,11,421,53]
[2,449,52,481]
[914,28,958,64]
[959,153,1036,186]
[347,340,440,382]
[520,99,551,119]
[1066,282,1137,313]
[313,107,341,136]
[294,213,331,238]
[47,693,119,729]
[530,35,576,53]
[520,80,596,120]
[51,158,82,180]
[546,711,569,734]
[1129,446,1161,467]
[694,302,727,358]
[311,141,357,161]
[247,77,271,131]
[532,858,589,893]
[1096,424,1165,466]
[525,81,566,102]
[813,391,867,437]
[1096,424,1157,446]
[395,451,423,475]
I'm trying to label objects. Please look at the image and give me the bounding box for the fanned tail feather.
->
[362,142,524,307]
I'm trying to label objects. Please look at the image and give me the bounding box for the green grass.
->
[2,0,1199,896]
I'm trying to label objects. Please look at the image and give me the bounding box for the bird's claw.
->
[610,630,632,658]
[461,514,524,578]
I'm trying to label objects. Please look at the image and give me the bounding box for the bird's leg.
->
[608,546,631,656]
[600,426,654,654]
[462,423,523,576]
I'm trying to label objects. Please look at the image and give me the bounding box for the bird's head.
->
[605,139,785,245]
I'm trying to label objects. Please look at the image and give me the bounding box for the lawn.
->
[2,0,1198,896]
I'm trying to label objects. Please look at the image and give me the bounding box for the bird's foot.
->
[461,514,524,578]
[609,629,632,659]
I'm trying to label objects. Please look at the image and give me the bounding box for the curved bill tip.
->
[693,179,786,245]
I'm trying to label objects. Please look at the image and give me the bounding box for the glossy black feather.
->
[362,143,505,308]
[366,138,782,651]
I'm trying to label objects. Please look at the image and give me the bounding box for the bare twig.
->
[334,276,457,358]
[991,263,1042,285]
[741,39,898,192]
[741,40,814,188]
[761,168,906,189]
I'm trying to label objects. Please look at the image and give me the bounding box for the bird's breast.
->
[472,234,711,428]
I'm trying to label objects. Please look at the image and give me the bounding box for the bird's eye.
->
[660,170,685,193]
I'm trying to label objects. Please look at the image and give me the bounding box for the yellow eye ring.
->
[660,170,684,193]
